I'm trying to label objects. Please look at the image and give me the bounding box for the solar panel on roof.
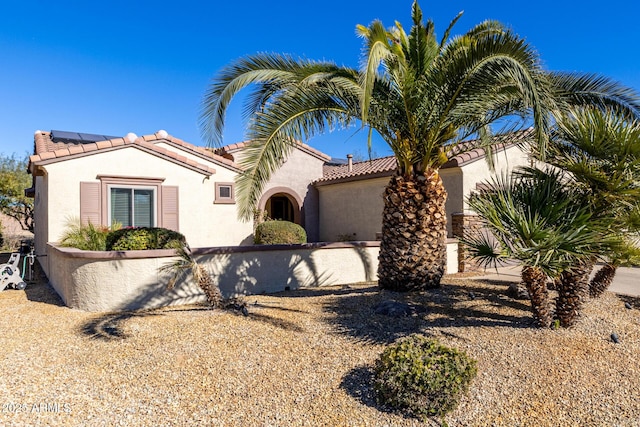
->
[79,132,118,142]
[50,130,119,144]
[50,130,80,143]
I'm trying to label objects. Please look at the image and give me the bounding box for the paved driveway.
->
[474,265,640,297]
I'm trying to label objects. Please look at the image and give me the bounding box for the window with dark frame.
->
[109,187,155,227]
[92,175,166,229]
[215,182,235,204]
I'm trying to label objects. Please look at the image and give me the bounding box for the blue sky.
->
[1,0,639,160]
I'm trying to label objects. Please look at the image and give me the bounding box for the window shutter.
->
[161,186,179,231]
[80,182,101,226]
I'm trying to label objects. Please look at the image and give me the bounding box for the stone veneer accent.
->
[451,212,484,273]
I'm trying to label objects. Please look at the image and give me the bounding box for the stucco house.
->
[315,129,534,243]
[27,128,534,278]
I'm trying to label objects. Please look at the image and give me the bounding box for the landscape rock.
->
[507,282,530,300]
[373,300,427,317]
[611,333,620,344]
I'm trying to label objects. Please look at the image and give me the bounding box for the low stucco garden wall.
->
[45,240,458,312]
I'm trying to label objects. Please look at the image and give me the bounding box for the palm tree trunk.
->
[589,263,617,298]
[521,266,552,328]
[195,264,223,308]
[556,260,591,327]
[378,171,447,291]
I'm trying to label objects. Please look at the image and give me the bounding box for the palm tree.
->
[465,167,610,327]
[547,107,640,298]
[160,244,223,309]
[199,1,638,292]
[161,244,250,314]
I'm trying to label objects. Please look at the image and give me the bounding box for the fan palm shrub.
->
[546,107,640,298]
[200,1,638,292]
[465,167,611,327]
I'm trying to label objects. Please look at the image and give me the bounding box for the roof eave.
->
[314,169,395,186]
[30,144,216,177]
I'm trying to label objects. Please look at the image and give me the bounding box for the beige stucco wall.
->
[36,146,254,262]
[46,245,207,311]
[46,243,382,312]
[33,174,49,265]
[317,176,388,241]
[46,240,458,312]
[460,145,533,212]
[440,168,463,237]
[314,144,531,242]
[258,149,327,241]
[317,170,465,240]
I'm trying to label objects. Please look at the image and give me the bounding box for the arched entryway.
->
[267,195,295,222]
[258,187,303,226]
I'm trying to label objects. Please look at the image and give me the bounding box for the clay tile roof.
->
[37,151,56,161]
[52,148,70,158]
[316,156,398,184]
[95,140,112,149]
[155,134,243,172]
[441,127,534,168]
[110,138,125,147]
[219,142,245,153]
[315,128,534,185]
[217,140,331,163]
[28,130,224,176]
[82,143,98,152]
[67,145,84,155]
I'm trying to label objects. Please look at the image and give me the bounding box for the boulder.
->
[507,283,529,300]
[373,300,427,317]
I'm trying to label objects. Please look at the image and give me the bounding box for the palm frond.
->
[467,167,608,276]
[461,230,506,270]
[358,20,395,125]
[548,72,640,119]
[199,1,640,226]
[439,10,464,48]
[159,243,196,290]
[235,80,360,220]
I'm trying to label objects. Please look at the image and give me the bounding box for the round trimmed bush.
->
[106,227,186,251]
[254,220,307,245]
[373,334,477,420]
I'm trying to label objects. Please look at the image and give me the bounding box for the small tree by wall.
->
[0,154,34,234]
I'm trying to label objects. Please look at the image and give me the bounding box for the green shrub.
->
[106,227,186,251]
[373,334,477,420]
[254,220,307,244]
[59,218,116,251]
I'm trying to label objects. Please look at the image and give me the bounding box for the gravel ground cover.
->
[1,274,639,426]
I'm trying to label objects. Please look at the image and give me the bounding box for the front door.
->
[268,195,295,222]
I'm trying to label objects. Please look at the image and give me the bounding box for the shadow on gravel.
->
[616,293,640,309]
[323,280,536,345]
[340,366,441,426]
[24,281,65,307]
[80,302,305,340]
[249,301,307,314]
[340,366,385,412]
[80,310,166,340]
[278,284,379,298]
[246,312,305,332]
